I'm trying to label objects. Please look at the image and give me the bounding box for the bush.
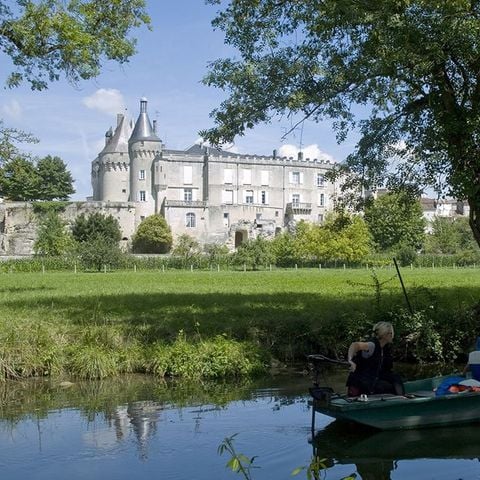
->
[71,212,121,244]
[132,214,172,253]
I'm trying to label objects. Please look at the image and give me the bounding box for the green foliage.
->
[147,332,264,380]
[296,214,371,263]
[71,212,122,244]
[0,0,150,90]
[76,235,124,271]
[364,193,426,252]
[218,434,257,480]
[204,243,231,265]
[270,231,301,267]
[0,156,39,200]
[171,234,202,266]
[395,243,418,267]
[36,155,75,200]
[0,120,38,166]
[131,214,172,253]
[67,345,118,380]
[0,155,74,201]
[425,217,477,254]
[201,1,480,247]
[34,210,74,257]
[233,236,275,270]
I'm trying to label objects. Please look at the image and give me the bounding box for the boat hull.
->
[312,375,480,430]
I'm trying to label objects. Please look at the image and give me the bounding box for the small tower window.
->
[139,169,146,180]
[184,188,193,202]
[186,212,196,228]
[139,190,146,202]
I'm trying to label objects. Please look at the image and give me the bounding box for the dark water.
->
[0,373,479,480]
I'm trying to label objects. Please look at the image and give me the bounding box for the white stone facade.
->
[91,99,338,247]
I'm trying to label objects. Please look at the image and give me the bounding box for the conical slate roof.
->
[100,114,132,154]
[129,97,160,143]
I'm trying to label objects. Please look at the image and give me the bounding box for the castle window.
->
[242,169,252,185]
[261,170,269,186]
[222,189,233,204]
[317,173,324,187]
[261,190,268,204]
[245,190,254,204]
[139,169,146,180]
[319,193,325,206]
[122,189,126,193]
[292,193,300,206]
[318,214,324,223]
[184,188,193,202]
[186,212,196,228]
[184,166,193,184]
[290,171,301,184]
[224,168,233,184]
[139,190,146,202]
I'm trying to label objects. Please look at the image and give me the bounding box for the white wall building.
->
[91,98,338,247]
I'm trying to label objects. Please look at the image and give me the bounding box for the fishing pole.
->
[393,257,414,314]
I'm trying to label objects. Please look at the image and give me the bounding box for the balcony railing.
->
[164,200,207,208]
[286,202,312,214]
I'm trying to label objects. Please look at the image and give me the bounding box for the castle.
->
[90,98,338,248]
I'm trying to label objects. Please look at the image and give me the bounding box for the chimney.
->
[298,151,303,161]
[273,149,277,158]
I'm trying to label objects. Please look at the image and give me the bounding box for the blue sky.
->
[0,1,358,200]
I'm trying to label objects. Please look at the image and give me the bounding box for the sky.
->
[0,1,359,200]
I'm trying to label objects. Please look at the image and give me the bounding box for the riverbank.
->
[1,268,479,380]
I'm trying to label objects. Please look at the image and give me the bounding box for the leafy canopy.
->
[132,214,173,253]
[364,192,426,251]
[71,212,121,245]
[0,0,150,90]
[202,1,480,246]
[0,155,75,201]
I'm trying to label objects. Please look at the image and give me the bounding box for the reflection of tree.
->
[355,461,393,480]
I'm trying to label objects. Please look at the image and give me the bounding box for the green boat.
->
[309,355,480,430]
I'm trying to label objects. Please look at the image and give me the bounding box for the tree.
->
[364,193,426,251]
[0,120,38,165]
[76,236,123,271]
[425,216,477,254]
[71,212,122,244]
[296,214,371,263]
[0,1,150,90]
[0,155,75,200]
[34,210,74,256]
[131,214,172,253]
[0,157,40,200]
[201,1,480,247]
[36,156,75,200]
[171,234,202,266]
[233,236,275,270]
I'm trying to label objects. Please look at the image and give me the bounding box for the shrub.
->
[132,214,172,253]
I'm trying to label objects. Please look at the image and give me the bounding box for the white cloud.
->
[82,89,125,116]
[2,99,22,121]
[278,143,335,162]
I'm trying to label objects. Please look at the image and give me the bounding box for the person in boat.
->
[462,336,480,381]
[346,321,404,397]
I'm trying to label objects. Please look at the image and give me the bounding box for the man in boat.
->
[346,321,404,397]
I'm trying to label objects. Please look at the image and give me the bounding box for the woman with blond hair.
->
[346,321,404,397]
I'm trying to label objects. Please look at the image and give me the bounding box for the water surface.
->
[0,374,479,479]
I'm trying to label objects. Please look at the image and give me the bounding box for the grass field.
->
[1,267,479,380]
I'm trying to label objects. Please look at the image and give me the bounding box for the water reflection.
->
[312,420,480,479]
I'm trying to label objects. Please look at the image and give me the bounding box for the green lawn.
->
[1,268,479,379]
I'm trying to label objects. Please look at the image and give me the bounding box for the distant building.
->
[91,98,338,248]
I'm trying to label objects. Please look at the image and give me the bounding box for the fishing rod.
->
[393,257,414,314]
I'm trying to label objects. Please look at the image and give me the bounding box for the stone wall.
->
[0,201,136,256]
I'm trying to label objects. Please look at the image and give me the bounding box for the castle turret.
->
[92,113,132,202]
[129,98,162,224]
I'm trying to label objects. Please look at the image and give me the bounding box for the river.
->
[0,373,478,479]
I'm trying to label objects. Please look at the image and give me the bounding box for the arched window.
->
[186,212,196,228]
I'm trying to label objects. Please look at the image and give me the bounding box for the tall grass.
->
[0,268,479,380]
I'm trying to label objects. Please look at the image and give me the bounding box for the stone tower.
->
[91,113,133,202]
[128,98,162,225]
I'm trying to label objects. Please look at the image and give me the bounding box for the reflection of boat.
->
[312,420,480,461]
[309,356,480,430]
